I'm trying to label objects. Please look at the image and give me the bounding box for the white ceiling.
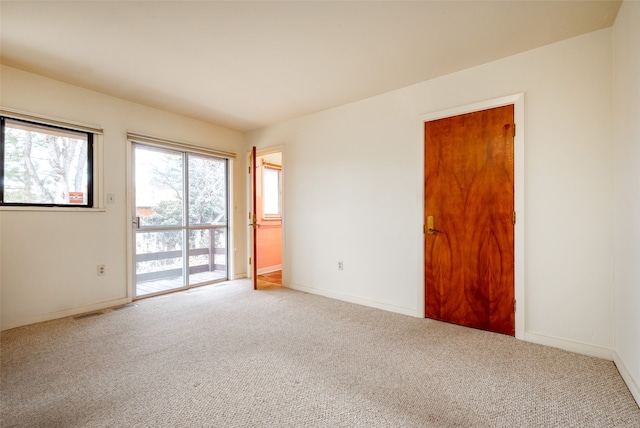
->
[0,1,622,132]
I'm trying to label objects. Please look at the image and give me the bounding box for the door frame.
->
[418,93,525,339]
[126,135,236,301]
[247,145,285,287]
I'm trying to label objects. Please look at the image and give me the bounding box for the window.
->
[1,116,94,207]
[262,161,281,219]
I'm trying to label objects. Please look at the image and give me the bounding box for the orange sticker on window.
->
[69,192,83,204]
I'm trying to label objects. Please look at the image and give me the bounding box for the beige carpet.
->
[1,279,639,427]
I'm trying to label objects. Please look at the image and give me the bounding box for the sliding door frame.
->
[126,134,236,300]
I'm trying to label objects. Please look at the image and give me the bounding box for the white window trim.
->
[0,107,103,135]
[0,107,105,212]
[127,132,236,159]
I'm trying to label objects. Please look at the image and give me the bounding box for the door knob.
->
[427,216,438,235]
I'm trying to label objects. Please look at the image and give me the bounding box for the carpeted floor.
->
[1,279,639,427]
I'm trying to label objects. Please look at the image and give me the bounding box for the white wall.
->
[247,29,615,358]
[0,65,246,330]
[613,0,640,405]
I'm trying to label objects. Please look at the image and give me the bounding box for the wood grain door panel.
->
[425,105,514,336]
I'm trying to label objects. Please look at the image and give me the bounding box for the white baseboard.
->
[1,297,131,331]
[613,350,640,407]
[233,272,248,280]
[524,331,613,360]
[287,282,419,318]
[257,265,282,275]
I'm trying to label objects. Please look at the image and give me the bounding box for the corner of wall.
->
[614,351,640,406]
[612,0,640,408]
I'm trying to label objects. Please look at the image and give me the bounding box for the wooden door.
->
[424,105,515,336]
[250,146,258,290]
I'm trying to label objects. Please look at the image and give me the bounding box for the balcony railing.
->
[136,246,226,283]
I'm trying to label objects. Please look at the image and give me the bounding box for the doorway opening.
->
[249,148,283,288]
[255,151,283,287]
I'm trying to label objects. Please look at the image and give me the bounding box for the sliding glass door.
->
[133,143,228,298]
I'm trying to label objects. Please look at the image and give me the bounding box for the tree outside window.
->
[1,117,92,207]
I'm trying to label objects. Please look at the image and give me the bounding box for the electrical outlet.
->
[97,265,106,276]
[338,261,343,271]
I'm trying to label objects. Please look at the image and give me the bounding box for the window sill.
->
[0,206,106,213]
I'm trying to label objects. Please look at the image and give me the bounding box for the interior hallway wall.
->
[612,0,640,405]
[0,66,246,330]
[247,28,615,358]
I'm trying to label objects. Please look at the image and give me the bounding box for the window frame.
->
[0,108,103,211]
[262,160,282,220]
